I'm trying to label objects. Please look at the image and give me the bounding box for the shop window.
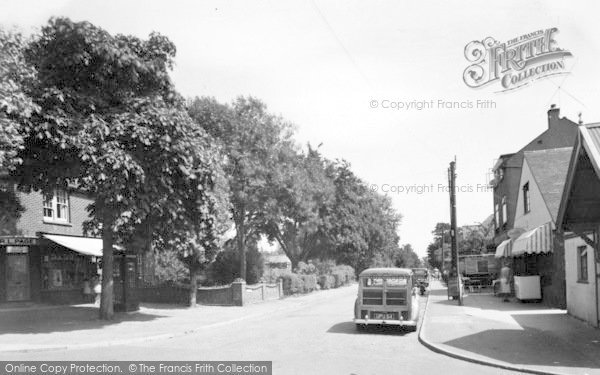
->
[578,246,588,282]
[523,182,530,214]
[41,247,95,291]
[43,189,70,222]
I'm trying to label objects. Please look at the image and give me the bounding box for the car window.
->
[364,277,384,287]
[386,277,408,287]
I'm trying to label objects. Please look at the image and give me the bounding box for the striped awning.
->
[495,239,512,258]
[511,223,553,257]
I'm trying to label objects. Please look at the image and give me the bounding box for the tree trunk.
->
[189,268,198,307]
[99,216,114,320]
[288,242,299,271]
[237,219,246,281]
[290,257,299,271]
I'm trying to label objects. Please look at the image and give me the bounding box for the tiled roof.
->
[524,147,573,222]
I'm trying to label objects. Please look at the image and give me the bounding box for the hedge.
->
[281,273,304,295]
[318,275,335,290]
[299,274,318,293]
[264,261,355,296]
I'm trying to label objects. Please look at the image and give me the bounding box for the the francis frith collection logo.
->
[463,28,573,92]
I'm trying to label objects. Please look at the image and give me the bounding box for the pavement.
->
[0,286,356,353]
[420,280,600,375]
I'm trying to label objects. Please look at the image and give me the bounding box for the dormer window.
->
[494,168,503,181]
[43,189,70,222]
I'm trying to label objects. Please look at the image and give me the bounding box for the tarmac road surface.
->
[0,285,520,375]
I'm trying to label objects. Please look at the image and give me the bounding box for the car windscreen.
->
[385,277,408,287]
[363,277,384,287]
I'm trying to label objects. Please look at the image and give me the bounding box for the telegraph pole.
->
[448,158,462,305]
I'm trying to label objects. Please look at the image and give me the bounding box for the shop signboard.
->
[0,237,38,246]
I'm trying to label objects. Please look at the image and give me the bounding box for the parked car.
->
[412,268,429,295]
[353,268,419,331]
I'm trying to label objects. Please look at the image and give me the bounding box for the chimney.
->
[548,104,560,129]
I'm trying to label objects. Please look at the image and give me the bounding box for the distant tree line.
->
[426,221,494,271]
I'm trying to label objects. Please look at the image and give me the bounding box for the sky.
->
[2,0,599,257]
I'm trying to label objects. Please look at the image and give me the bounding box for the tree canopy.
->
[10,18,224,318]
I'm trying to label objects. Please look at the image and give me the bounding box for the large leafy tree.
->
[0,28,38,171]
[188,96,292,280]
[262,144,335,268]
[317,160,369,269]
[12,18,222,319]
[0,29,36,234]
[319,160,402,273]
[394,244,422,269]
[151,164,231,306]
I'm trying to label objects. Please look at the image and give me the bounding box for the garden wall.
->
[140,280,282,306]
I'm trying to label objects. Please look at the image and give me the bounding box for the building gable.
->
[514,158,553,231]
[558,125,600,232]
[524,147,572,223]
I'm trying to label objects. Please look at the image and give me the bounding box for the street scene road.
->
[0,285,519,375]
[2,3,600,375]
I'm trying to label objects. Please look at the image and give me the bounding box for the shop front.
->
[0,234,101,305]
[39,235,101,304]
[494,222,566,307]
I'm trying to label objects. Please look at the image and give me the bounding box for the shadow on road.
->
[0,305,165,334]
[327,321,414,336]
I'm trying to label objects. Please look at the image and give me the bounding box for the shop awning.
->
[42,234,104,257]
[495,239,512,258]
[511,223,554,257]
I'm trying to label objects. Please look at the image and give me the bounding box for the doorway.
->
[6,248,30,302]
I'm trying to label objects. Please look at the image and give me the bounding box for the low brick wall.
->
[196,285,234,306]
[140,281,283,306]
[139,285,189,305]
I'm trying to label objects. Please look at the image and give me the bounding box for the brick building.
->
[0,179,101,304]
[491,106,579,308]
[0,176,148,307]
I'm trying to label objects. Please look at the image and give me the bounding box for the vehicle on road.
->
[412,268,429,295]
[354,268,419,331]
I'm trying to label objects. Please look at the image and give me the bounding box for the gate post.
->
[232,279,246,306]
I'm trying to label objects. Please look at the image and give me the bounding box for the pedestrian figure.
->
[92,275,102,306]
[500,261,512,302]
[82,278,92,303]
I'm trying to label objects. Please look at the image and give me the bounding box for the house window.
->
[501,196,508,226]
[43,195,54,218]
[43,189,70,222]
[578,246,588,282]
[523,182,530,214]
